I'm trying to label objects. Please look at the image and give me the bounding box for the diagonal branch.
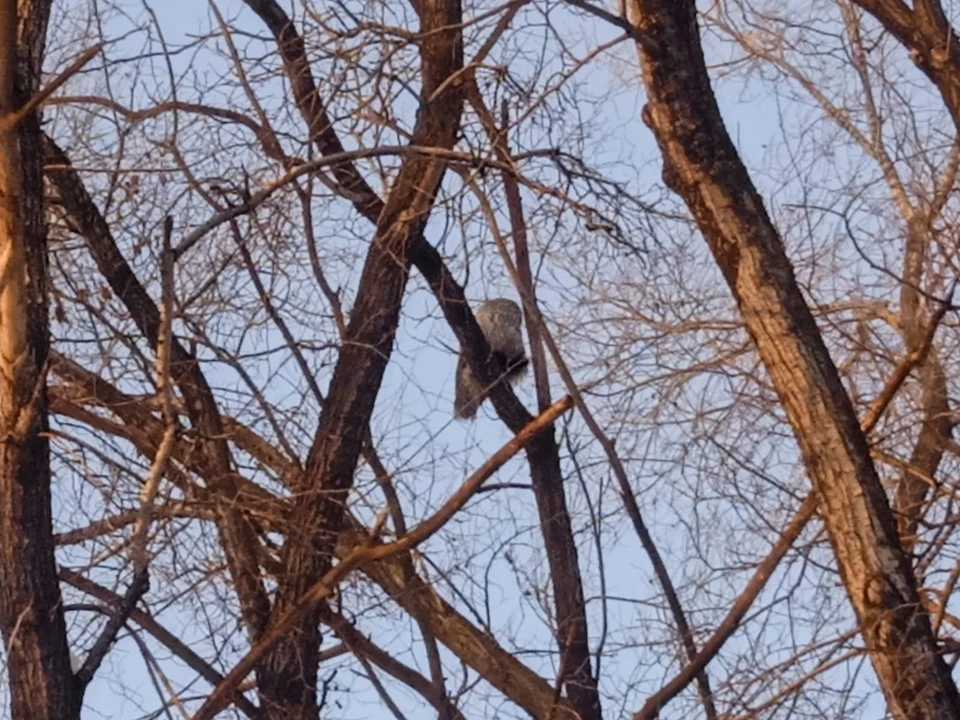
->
[317,602,467,720]
[628,2,960,718]
[72,570,149,689]
[53,358,575,719]
[60,569,263,719]
[192,396,574,720]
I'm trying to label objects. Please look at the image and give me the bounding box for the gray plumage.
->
[454,298,528,419]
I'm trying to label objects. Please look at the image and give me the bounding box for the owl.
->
[454,298,528,419]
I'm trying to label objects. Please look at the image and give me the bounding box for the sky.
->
[20,0,932,718]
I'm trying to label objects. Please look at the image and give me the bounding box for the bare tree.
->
[0,1,78,718]
[624,1,959,718]
[4,0,960,719]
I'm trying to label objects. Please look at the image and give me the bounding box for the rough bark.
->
[242,2,599,716]
[0,1,79,718]
[628,3,960,718]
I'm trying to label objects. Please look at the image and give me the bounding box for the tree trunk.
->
[0,1,79,718]
[254,0,465,715]
[242,1,599,715]
[628,2,960,718]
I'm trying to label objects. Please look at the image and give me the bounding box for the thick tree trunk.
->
[628,3,960,719]
[253,1,465,716]
[0,1,79,718]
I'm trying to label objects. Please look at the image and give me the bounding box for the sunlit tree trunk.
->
[629,2,960,718]
[0,1,77,718]
[249,0,466,715]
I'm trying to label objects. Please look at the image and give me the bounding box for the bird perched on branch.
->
[454,298,528,419]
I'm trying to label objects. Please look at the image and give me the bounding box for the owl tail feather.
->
[453,354,482,419]
[453,352,529,420]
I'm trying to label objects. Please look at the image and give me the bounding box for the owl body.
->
[454,298,528,419]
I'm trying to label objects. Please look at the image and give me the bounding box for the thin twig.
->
[74,219,181,689]
[130,216,177,574]
[171,146,523,259]
[60,569,262,719]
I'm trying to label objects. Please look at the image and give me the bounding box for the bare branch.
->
[192,395,574,720]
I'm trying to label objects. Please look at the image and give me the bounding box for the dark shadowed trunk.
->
[251,0,466,716]
[628,2,960,719]
[0,1,80,718]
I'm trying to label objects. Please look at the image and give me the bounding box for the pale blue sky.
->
[31,0,940,718]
